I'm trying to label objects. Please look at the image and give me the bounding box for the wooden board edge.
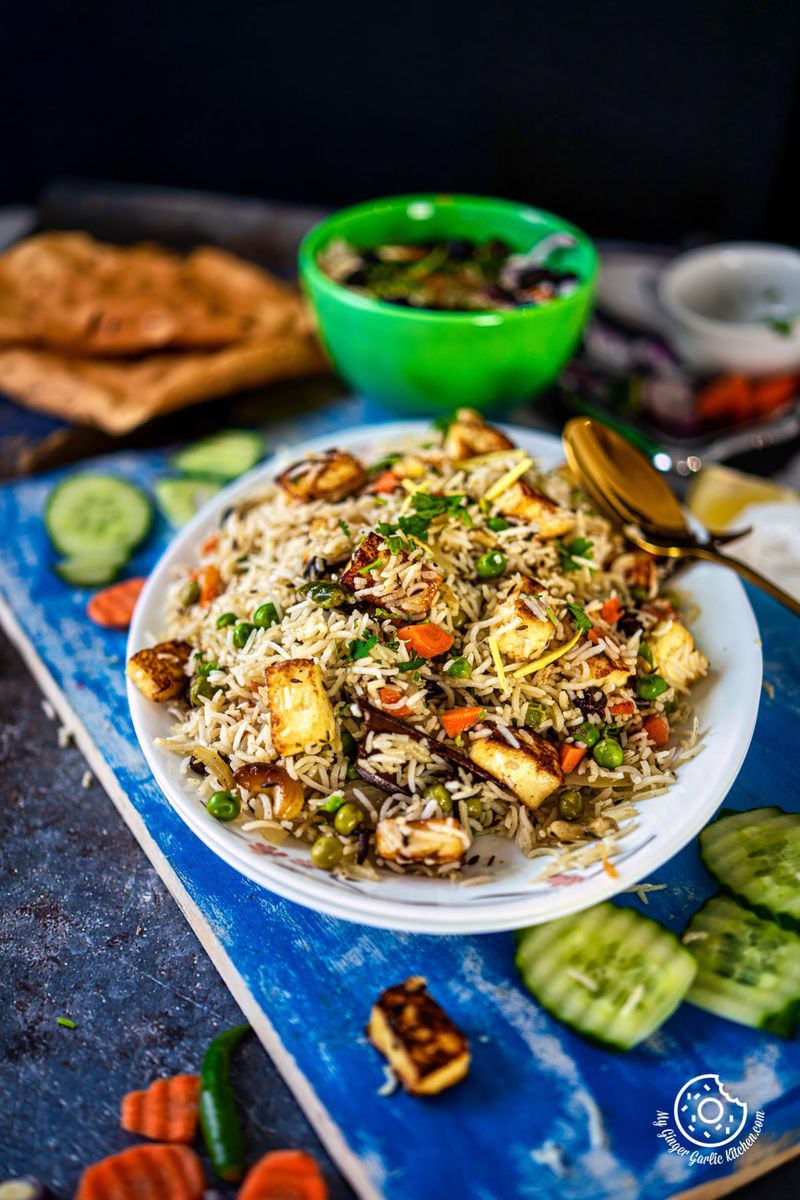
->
[0,591,382,1200]
[668,1139,800,1199]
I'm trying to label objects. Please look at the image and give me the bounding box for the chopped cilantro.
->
[397,513,431,541]
[557,537,595,573]
[564,602,592,633]
[544,603,558,625]
[346,635,377,660]
[374,607,394,618]
[338,518,351,537]
[411,491,469,522]
[368,453,401,477]
[196,660,220,677]
[398,655,425,672]
[357,556,386,575]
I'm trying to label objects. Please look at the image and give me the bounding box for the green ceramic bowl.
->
[299,193,597,415]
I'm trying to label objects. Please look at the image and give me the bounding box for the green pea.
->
[423,783,452,812]
[216,611,237,629]
[574,721,600,748]
[465,797,484,820]
[476,550,507,579]
[593,737,624,769]
[190,676,214,706]
[637,673,669,700]
[232,621,255,649]
[446,656,472,679]
[558,789,584,820]
[207,790,240,821]
[179,579,200,607]
[253,602,278,629]
[525,702,546,728]
[487,516,510,532]
[334,802,365,836]
[311,835,343,870]
[299,581,348,609]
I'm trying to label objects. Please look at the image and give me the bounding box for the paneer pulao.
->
[129,410,709,880]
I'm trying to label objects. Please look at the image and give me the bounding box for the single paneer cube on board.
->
[368,977,470,1095]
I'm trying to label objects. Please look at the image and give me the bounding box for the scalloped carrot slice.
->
[238,1150,327,1200]
[77,1143,205,1200]
[120,1073,201,1142]
[86,577,146,629]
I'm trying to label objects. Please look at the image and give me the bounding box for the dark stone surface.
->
[0,629,355,1198]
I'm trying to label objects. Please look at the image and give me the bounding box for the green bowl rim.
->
[298,192,598,324]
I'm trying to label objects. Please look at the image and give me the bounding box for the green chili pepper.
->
[199,1023,250,1181]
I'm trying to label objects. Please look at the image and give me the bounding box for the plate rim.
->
[127,420,762,934]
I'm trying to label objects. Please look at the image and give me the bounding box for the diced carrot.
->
[398,622,454,658]
[120,1073,201,1143]
[600,596,622,624]
[86,577,146,630]
[238,1149,328,1200]
[198,563,223,607]
[559,744,586,773]
[643,714,670,747]
[76,1143,205,1200]
[378,686,412,718]
[751,373,797,416]
[368,469,401,494]
[609,699,635,717]
[586,627,601,644]
[200,532,219,555]
[439,706,483,738]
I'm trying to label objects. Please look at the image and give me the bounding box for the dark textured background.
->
[2,0,800,244]
[0,628,354,1198]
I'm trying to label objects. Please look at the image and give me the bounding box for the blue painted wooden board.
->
[1,397,799,1200]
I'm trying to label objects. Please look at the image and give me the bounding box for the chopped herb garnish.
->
[411,491,469,523]
[338,518,351,537]
[765,316,793,336]
[544,603,558,625]
[385,639,400,651]
[397,513,431,542]
[56,1016,77,1029]
[346,635,378,660]
[398,655,425,672]
[368,453,401,477]
[564,602,592,633]
[557,537,595,573]
[433,413,456,434]
[357,557,386,575]
[196,660,220,677]
[374,607,394,618]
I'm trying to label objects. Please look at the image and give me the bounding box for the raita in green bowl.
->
[299,193,597,415]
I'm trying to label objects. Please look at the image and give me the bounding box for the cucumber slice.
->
[155,477,223,527]
[685,894,800,1037]
[54,553,127,586]
[172,429,264,480]
[700,807,800,931]
[515,902,696,1049]
[46,475,152,558]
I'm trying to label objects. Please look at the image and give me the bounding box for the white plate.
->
[127,421,762,934]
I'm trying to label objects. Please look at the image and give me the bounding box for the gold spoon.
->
[563,416,800,617]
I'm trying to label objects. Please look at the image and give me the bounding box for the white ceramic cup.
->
[656,242,800,373]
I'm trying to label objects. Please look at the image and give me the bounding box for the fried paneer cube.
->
[650,620,709,691]
[468,729,563,810]
[586,652,631,691]
[495,480,572,538]
[443,408,515,461]
[264,658,336,757]
[126,640,191,702]
[340,532,442,617]
[495,577,555,662]
[277,449,366,502]
[368,977,470,1095]
[375,817,469,864]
